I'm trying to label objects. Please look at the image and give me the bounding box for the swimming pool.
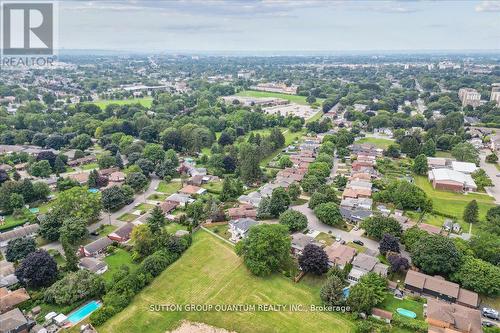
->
[396,308,417,319]
[67,301,102,324]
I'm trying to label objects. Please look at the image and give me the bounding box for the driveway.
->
[479,150,500,204]
[291,203,380,253]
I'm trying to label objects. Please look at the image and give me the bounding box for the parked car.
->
[335,236,341,242]
[482,308,499,320]
[340,240,346,245]
[90,230,99,236]
[353,240,364,246]
[482,321,495,327]
[353,226,359,231]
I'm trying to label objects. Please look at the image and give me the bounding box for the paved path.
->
[291,203,380,253]
[479,150,500,204]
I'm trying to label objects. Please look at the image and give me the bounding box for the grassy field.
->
[235,90,324,106]
[157,181,182,195]
[202,181,223,194]
[103,249,138,283]
[0,212,30,231]
[117,213,138,222]
[147,193,168,201]
[414,176,496,231]
[100,231,355,333]
[314,232,335,246]
[165,223,188,234]
[356,137,394,149]
[81,162,99,171]
[435,151,453,158]
[204,223,231,240]
[92,97,153,109]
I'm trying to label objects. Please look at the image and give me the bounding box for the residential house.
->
[68,172,90,185]
[179,185,207,197]
[291,233,319,257]
[227,204,257,220]
[340,197,373,210]
[0,224,39,248]
[425,298,481,333]
[238,192,263,208]
[324,243,357,268]
[0,308,30,333]
[404,270,479,308]
[346,180,372,191]
[0,164,13,172]
[78,257,108,275]
[450,161,478,174]
[340,207,373,224]
[388,212,413,230]
[428,169,477,192]
[427,157,448,169]
[79,237,113,257]
[159,201,178,215]
[341,188,372,200]
[67,155,96,167]
[347,253,389,284]
[166,193,194,208]
[371,308,393,323]
[99,167,119,177]
[108,171,126,183]
[228,218,258,242]
[107,223,134,243]
[0,262,18,288]
[0,287,30,314]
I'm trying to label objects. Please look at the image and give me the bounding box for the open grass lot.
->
[103,249,138,283]
[356,137,394,149]
[147,193,168,201]
[117,213,138,222]
[414,176,495,230]
[100,231,355,333]
[81,162,99,171]
[379,294,424,320]
[91,97,153,109]
[236,90,324,106]
[202,181,223,194]
[157,181,182,194]
[435,151,453,158]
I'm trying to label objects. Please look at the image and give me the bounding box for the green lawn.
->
[102,249,138,283]
[81,162,99,171]
[99,231,355,333]
[346,242,367,253]
[236,90,324,106]
[97,225,117,237]
[165,223,187,234]
[379,294,424,320]
[435,151,452,158]
[147,193,168,201]
[157,181,182,195]
[136,203,155,212]
[414,176,495,231]
[315,232,335,246]
[202,181,223,194]
[0,212,31,231]
[91,97,153,109]
[356,137,394,149]
[204,223,231,240]
[118,213,138,222]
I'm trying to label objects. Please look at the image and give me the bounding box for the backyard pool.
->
[397,308,417,319]
[67,301,102,325]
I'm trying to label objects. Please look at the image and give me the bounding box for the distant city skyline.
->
[57,0,500,52]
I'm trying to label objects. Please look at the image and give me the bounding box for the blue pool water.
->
[396,308,417,319]
[342,287,350,299]
[88,188,100,193]
[67,301,101,324]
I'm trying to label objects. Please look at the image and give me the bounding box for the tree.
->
[186,200,206,226]
[384,144,401,158]
[410,234,461,275]
[320,275,345,306]
[28,160,52,178]
[401,226,428,252]
[15,250,58,288]
[131,224,155,258]
[279,209,308,232]
[62,240,79,272]
[361,216,402,240]
[125,172,148,191]
[347,273,387,313]
[101,185,132,211]
[373,180,432,212]
[115,151,124,169]
[6,237,36,262]
[70,134,93,151]
[8,193,25,211]
[53,156,66,174]
[0,169,9,185]
[218,131,233,146]
[147,206,166,234]
[235,224,291,276]
[469,232,500,266]
[59,218,88,245]
[387,252,410,273]
[314,202,343,226]
[463,200,479,224]
[471,169,493,191]
[309,185,338,209]
[268,187,291,217]
[143,143,165,165]
[412,154,428,175]
[44,270,105,305]
[51,186,102,222]
[451,256,500,296]
[220,177,243,202]
[135,158,155,176]
[379,234,400,255]
[451,142,479,164]
[278,155,293,168]
[486,153,498,163]
[287,182,301,201]
[299,244,329,275]
[422,139,436,157]
[269,128,285,149]
[238,143,262,184]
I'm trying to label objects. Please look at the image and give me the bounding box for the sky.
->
[55,0,500,52]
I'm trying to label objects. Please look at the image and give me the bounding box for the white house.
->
[228,218,258,242]
[451,161,478,174]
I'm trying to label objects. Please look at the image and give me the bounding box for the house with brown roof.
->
[107,223,134,243]
[79,237,113,257]
[68,172,90,185]
[371,308,393,323]
[227,204,257,220]
[0,308,30,332]
[99,167,119,176]
[425,298,482,333]
[418,223,442,235]
[159,201,178,214]
[0,287,30,314]
[324,243,357,268]
[108,171,126,183]
[404,270,479,308]
[341,188,372,199]
[179,185,207,196]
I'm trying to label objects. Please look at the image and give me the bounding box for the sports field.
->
[236,90,324,105]
[91,97,153,109]
[100,231,354,333]
[356,137,394,149]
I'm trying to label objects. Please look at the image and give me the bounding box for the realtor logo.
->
[2,2,53,55]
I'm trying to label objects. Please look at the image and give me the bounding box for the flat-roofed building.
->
[458,88,481,107]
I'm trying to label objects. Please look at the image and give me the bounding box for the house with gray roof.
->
[340,207,372,224]
[348,253,388,284]
[0,224,39,248]
[228,218,258,242]
[291,233,320,257]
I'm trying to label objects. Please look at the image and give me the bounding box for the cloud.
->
[476,1,500,12]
